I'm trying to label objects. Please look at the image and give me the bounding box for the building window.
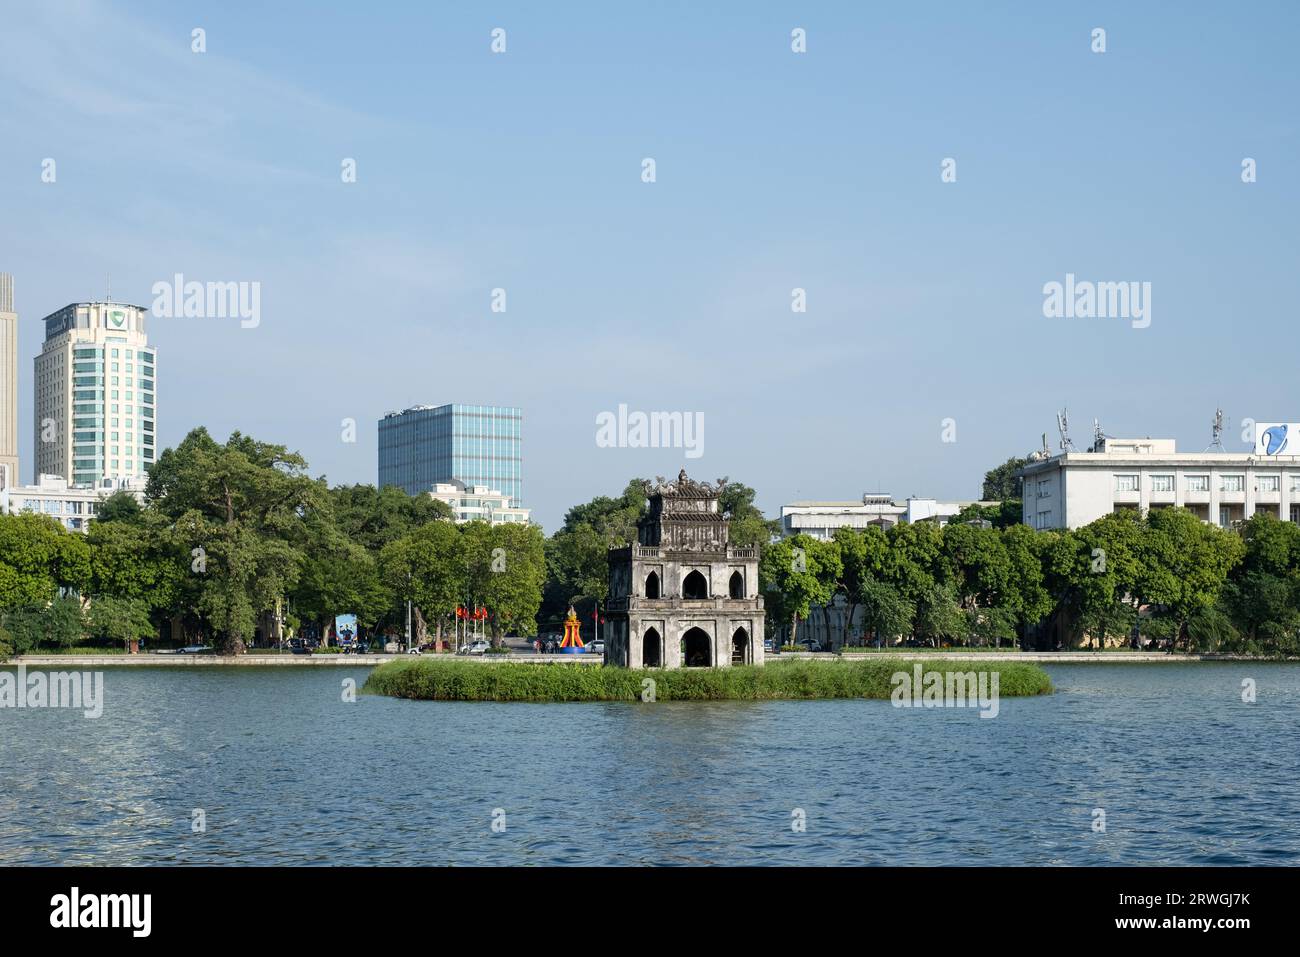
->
[1186,475,1209,492]
[1151,475,1174,492]
[1221,475,1244,492]
[1258,475,1280,493]
[682,570,709,600]
[1115,474,1139,492]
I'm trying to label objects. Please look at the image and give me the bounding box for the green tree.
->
[915,581,965,645]
[759,534,837,647]
[942,521,1012,612]
[718,481,779,547]
[86,517,185,613]
[0,514,91,608]
[1001,523,1052,642]
[1074,511,1146,646]
[1,596,87,652]
[88,595,155,651]
[95,490,144,524]
[148,428,325,652]
[967,605,1017,647]
[948,501,1023,529]
[379,521,467,648]
[981,456,1030,501]
[330,484,453,552]
[880,521,945,607]
[1141,508,1244,651]
[468,522,546,644]
[1220,512,1300,654]
[293,542,389,641]
[857,577,914,646]
[1075,599,1133,649]
[1222,571,1299,652]
[830,526,887,645]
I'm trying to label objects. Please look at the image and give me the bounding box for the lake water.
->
[1,662,1297,865]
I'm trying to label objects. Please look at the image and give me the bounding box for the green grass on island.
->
[362,657,1054,702]
[839,646,1018,654]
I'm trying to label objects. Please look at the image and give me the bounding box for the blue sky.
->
[2,1,1296,530]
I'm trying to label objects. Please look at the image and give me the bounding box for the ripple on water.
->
[0,663,1298,864]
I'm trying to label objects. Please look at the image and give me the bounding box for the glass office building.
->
[378,404,522,507]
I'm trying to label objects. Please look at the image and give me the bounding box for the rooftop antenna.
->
[1206,407,1226,452]
[105,274,111,303]
[1090,418,1113,453]
[1056,408,1075,452]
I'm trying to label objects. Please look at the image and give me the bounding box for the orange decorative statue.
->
[559,606,585,653]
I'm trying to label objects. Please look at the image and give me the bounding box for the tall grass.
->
[840,646,1016,654]
[362,658,1053,702]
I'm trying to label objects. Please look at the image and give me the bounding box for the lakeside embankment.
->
[6,651,1295,667]
[361,657,1054,702]
[9,651,1297,667]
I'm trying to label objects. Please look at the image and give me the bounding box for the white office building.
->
[428,480,531,525]
[779,492,998,650]
[781,493,996,539]
[0,467,147,533]
[34,301,157,485]
[1019,428,1300,530]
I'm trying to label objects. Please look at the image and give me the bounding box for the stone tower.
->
[605,470,765,668]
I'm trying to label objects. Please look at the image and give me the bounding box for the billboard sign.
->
[334,614,358,645]
[1254,423,1300,456]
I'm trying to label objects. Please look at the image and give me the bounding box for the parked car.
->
[463,639,490,656]
[587,639,605,655]
[178,645,213,655]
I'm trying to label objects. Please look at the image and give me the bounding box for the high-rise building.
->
[34,301,157,485]
[378,404,522,506]
[0,274,18,484]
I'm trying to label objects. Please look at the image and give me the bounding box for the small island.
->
[362,657,1054,703]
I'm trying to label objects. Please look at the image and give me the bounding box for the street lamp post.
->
[405,571,412,654]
